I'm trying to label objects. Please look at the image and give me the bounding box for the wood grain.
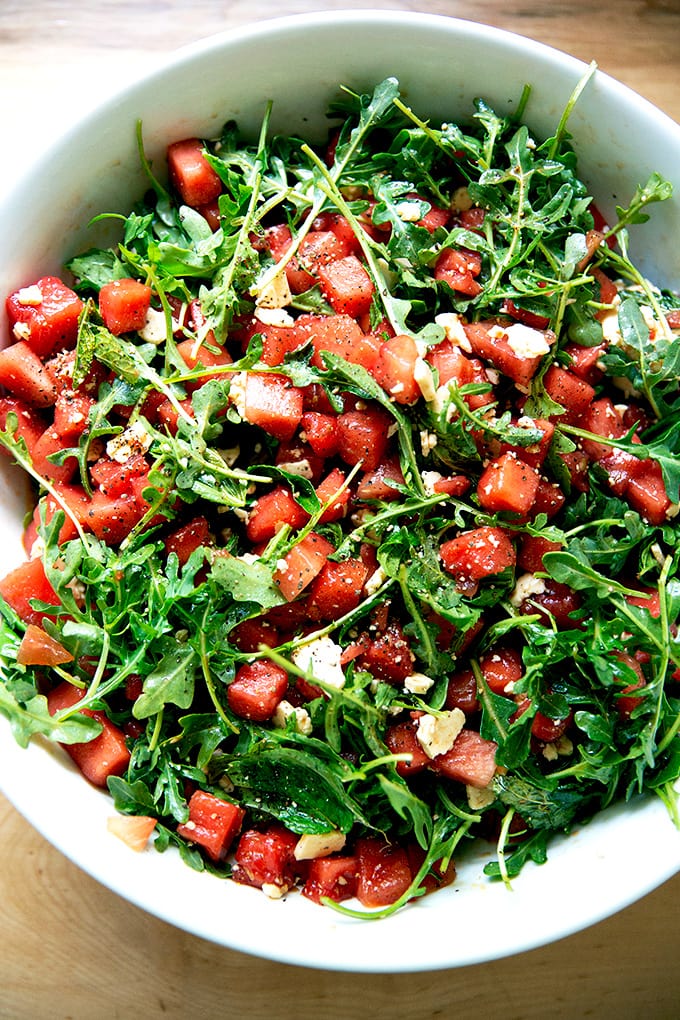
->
[1,3,679,1018]
[2,791,680,1020]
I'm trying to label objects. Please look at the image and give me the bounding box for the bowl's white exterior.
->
[0,12,679,971]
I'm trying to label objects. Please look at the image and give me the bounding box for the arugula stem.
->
[299,143,407,335]
[472,659,509,744]
[0,420,89,545]
[495,806,516,891]
[199,626,239,734]
[547,61,597,161]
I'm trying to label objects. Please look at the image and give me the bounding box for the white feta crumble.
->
[416,708,465,759]
[555,734,574,756]
[364,565,387,596]
[403,672,435,696]
[434,312,472,351]
[261,882,287,899]
[105,420,153,464]
[238,551,260,565]
[276,458,315,479]
[503,323,551,359]
[254,305,295,327]
[640,304,660,335]
[138,306,168,344]
[272,699,313,736]
[395,200,424,222]
[292,635,346,690]
[228,371,248,417]
[293,830,346,861]
[466,784,496,810]
[413,357,437,402]
[420,429,438,456]
[28,534,46,560]
[15,284,43,306]
[451,186,473,212]
[421,470,444,495]
[12,321,31,341]
[509,573,547,608]
[252,269,293,310]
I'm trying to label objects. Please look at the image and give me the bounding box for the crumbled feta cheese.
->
[421,470,444,495]
[138,306,168,344]
[650,542,666,567]
[15,284,43,306]
[413,357,437,402]
[395,200,423,222]
[12,321,31,341]
[228,372,248,417]
[293,830,346,861]
[292,635,346,690]
[252,269,293,310]
[451,186,473,212]
[273,699,313,736]
[503,323,551,360]
[416,708,465,759]
[420,430,438,456]
[261,882,287,899]
[276,458,314,479]
[403,672,435,695]
[238,552,260,565]
[555,734,574,757]
[254,306,295,327]
[466,784,496,810]
[28,535,46,560]
[542,742,559,762]
[434,312,472,351]
[364,565,387,596]
[105,420,153,464]
[640,304,659,334]
[509,572,547,608]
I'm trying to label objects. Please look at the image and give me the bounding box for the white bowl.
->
[1,11,679,972]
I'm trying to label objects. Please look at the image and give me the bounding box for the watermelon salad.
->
[0,75,679,917]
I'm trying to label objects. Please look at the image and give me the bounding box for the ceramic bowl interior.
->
[1,11,679,972]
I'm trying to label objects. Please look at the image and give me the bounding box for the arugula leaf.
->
[0,687,102,748]
[133,642,197,719]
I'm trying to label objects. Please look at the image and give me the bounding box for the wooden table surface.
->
[2,3,680,1018]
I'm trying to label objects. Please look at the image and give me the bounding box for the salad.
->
[0,74,679,917]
